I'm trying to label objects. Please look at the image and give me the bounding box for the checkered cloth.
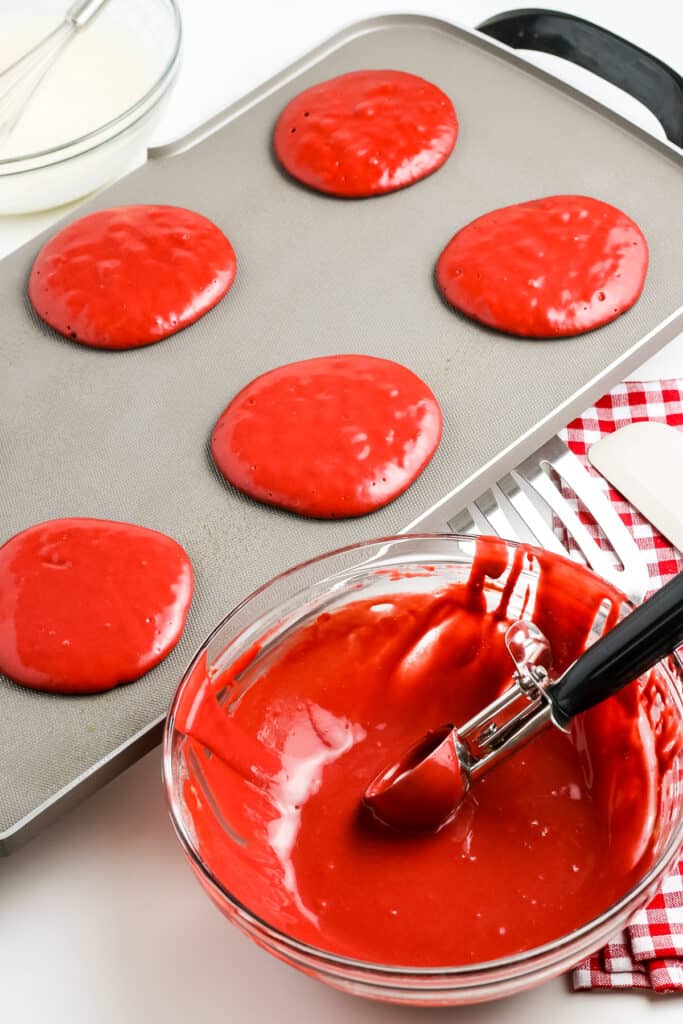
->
[554,379,683,993]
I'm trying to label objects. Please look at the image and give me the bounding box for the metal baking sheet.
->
[1,15,681,854]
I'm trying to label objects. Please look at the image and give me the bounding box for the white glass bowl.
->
[0,0,181,213]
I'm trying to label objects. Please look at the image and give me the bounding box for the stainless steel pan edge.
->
[0,715,166,854]
[407,307,683,532]
[148,14,683,168]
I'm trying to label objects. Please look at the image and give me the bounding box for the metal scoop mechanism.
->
[364,571,683,832]
[455,620,554,784]
[364,620,555,832]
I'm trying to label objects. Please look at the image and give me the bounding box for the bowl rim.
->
[0,0,182,173]
[163,532,683,981]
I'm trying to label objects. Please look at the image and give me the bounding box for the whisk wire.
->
[0,0,110,142]
[0,23,74,141]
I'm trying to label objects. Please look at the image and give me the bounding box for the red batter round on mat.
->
[436,195,648,337]
[29,205,236,349]
[274,70,458,197]
[210,354,442,518]
[0,518,194,694]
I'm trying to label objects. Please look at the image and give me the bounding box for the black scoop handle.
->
[477,9,683,148]
[549,572,683,729]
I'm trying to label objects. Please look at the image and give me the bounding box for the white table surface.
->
[1,2,682,1020]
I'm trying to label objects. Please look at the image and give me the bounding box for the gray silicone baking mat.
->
[1,15,682,853]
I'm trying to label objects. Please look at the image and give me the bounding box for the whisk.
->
[0,0,111,144]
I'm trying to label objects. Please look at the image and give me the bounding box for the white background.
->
[1,2,682,1021]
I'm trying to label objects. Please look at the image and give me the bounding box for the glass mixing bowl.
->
[163,534,683,1006]
[0,0,181,212]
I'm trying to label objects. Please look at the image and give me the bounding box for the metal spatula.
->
[445,435,649,605]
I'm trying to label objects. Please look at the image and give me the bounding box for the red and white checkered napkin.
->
[552,379,683,993]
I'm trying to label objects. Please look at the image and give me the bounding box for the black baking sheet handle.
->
[477,8,683,148]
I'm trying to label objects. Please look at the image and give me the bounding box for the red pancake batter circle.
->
[436,195,648,337]
[210,355,443,518]
[28,205,236,350]
[274,70,458,197]
[0,518,194,694]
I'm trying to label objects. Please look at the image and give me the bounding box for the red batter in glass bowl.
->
[164,535,683,1005]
